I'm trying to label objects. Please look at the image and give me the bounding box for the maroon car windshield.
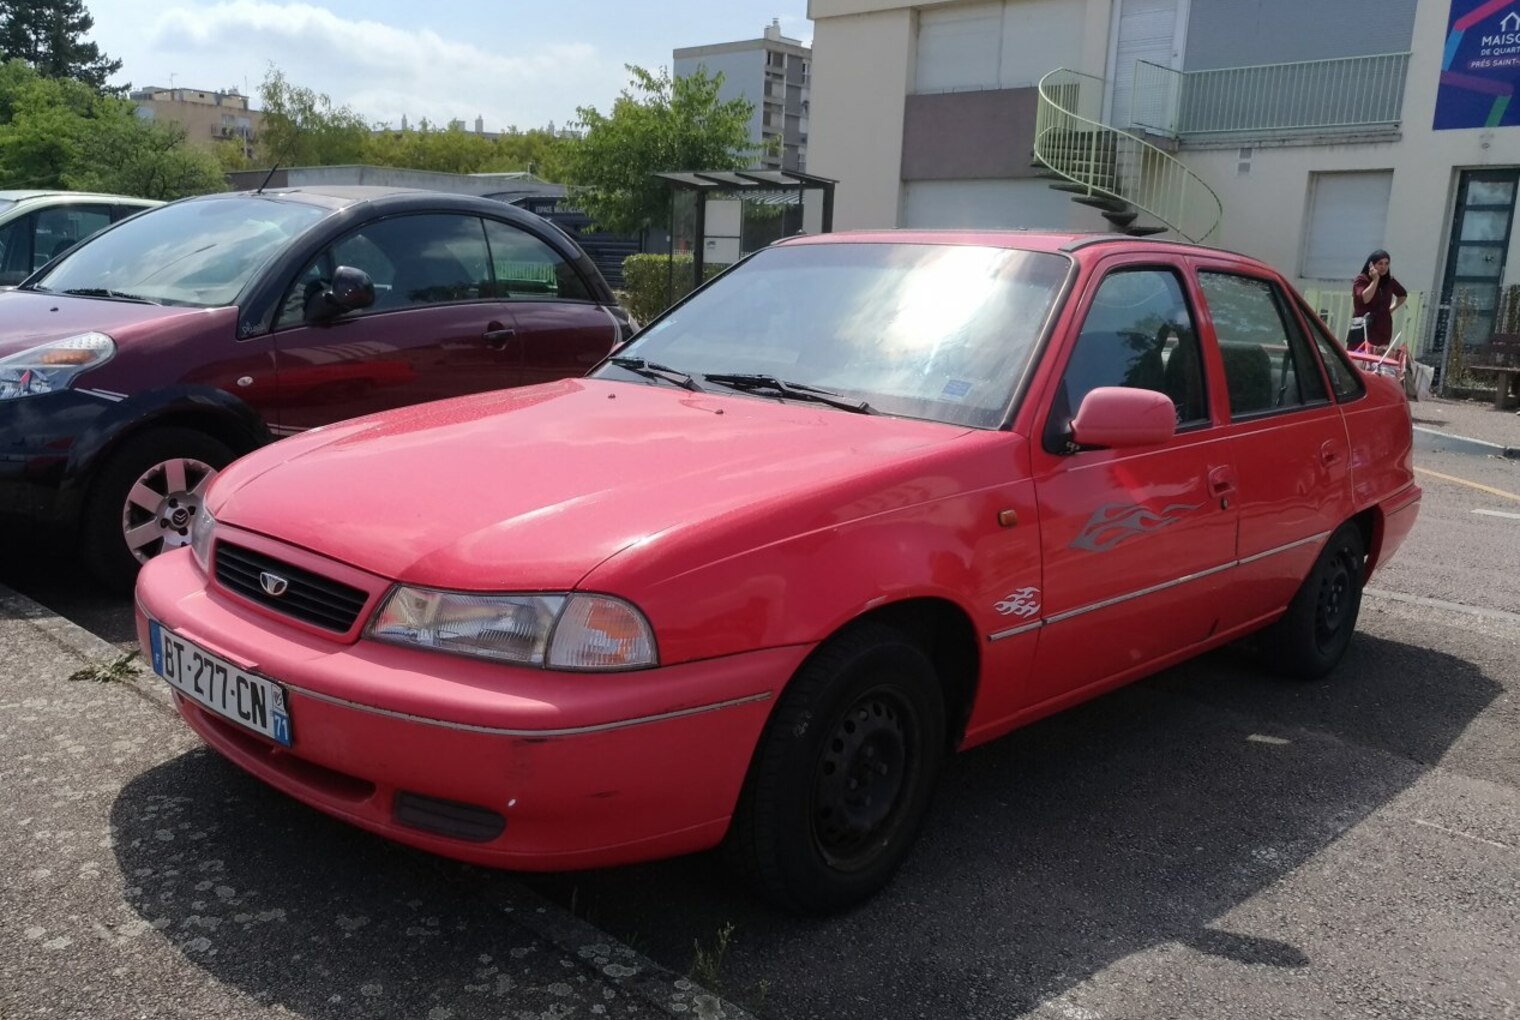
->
[600,242,1070,428]
[27,196,328,308]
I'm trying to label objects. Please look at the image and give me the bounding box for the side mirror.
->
[1070,386,1176,449]
[304,265,375,324]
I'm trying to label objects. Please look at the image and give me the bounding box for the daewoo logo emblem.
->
[259,571,290,597]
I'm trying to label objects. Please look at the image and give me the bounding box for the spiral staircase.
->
[1033,68,1222,244]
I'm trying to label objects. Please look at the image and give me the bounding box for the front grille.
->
[215,542,369,632]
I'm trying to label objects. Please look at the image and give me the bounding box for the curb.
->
[1411,424,1520,460]
[0,581,756,1020]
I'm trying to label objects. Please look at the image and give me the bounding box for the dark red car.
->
[0,186,630,588]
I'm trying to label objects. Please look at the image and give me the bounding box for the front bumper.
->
[135,547,806,871]
[0,390,111,529]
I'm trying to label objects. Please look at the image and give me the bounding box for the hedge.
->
[620,254,725,325]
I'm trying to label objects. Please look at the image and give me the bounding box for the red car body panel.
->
[135,231,1422,876]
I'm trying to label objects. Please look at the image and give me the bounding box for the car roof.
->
[183,185,555,220]
[0,189,161,204]
[776,229,1259,269]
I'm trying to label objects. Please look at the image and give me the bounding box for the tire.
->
[1265,522,1366,681]
[726,621,947,914]
[82,428,235,592]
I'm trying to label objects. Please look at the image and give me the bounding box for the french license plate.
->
[149,620,293,746]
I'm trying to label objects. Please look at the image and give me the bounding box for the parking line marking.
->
[1412,818,1512,851]
[1474,508,1520,520]
[1414,466,1520,503]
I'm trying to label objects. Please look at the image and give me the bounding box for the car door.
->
[268,212,523,432]
[1025,257,1238,709]
[482,218,620,384]
[1189,261,1355,628]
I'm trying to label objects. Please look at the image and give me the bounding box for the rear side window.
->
[483,220,592,300]
[1296,298,1366,402]
[1046,267,1209,451]
[1198,272,1328,419]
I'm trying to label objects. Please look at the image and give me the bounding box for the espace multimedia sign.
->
[1436,0,1520,129]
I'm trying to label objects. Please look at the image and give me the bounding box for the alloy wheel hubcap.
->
[120,457,219,564]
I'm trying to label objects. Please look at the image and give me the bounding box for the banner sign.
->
[1437,0,1520,129]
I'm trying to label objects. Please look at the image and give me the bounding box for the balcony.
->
[1130,52,1410,142]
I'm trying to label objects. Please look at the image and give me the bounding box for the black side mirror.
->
[305,265,375,324]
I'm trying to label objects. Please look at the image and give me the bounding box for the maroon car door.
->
[1187,261,1355,629]
[268,213,524,433]
[482,218,619,385]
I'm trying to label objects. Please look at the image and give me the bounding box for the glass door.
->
[1441,169,1520,348]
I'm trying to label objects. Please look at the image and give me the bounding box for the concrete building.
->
[807,0,1520,352]
[130,86,262,160]
[675,20,812,171]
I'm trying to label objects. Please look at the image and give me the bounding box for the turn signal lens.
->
[547,595,657,671]
[189,507,217,572]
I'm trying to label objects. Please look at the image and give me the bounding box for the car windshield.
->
[25,196,329,307]
[596,242,1070,428]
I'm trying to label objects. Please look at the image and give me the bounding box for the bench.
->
[1469,334,1520,410]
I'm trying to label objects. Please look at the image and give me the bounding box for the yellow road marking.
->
[1415,466,1520,503]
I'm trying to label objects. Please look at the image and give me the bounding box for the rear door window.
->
[1197,272,1329,419]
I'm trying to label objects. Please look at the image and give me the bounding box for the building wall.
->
[673,50,767,160]
[807,6,916,227]
[1182,0,1418,70]
[1184,0,1520,307]
[131,89,262,157]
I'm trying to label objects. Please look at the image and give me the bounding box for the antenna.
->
[254,163,281,194]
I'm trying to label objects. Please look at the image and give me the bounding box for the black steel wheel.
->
[726,621,946,914]
[1266,522,1366,680]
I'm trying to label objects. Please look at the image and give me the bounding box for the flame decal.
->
[994,586,1042,618]
[1070,502,1204,553]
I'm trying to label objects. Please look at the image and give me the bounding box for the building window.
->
[1301,171,1393,281]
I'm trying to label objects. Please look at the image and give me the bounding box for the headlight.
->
[369,587,657,671]
[190,506,217,572]
[0,332,115,400]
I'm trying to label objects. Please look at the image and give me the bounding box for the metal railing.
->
[1034,68,1222,244]
[1131,53,1410,139]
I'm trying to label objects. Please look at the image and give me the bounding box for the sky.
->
[85,0,813,132]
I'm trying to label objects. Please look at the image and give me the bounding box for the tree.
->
[0,0,120,89]
[567,65,758,234]
[0,58,222,198]
[255,65,370,168]
[67,113,226,199]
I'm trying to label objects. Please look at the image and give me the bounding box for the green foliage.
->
[255,65,371,168]
[620,252,724,324]
[67,113,226,199]
[568,65,759,234]
[0,0,120,89]
[0,58,223,197]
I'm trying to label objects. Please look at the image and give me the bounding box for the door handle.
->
[1208,465,1238,495]
[482,326,516,350]
[1320,441,1342,466]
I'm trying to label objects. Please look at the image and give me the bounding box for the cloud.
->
[134,1,620,131]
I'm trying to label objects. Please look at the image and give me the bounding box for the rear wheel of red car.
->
[82,428,234,592]
[1266,522,1366,681]
[726,622,946,914]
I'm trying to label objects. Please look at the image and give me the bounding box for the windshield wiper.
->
[608,356,704,392]
[58,287,158,305]
[703,373,875,414]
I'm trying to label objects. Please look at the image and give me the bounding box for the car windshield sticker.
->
[994,587,1041,618]
[1071,502,1204,553]
[940,379,972,401]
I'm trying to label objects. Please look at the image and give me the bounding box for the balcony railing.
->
[1131,52,1410,140]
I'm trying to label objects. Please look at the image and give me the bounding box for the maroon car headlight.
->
[0,332,115,400]
[368,588,657,671]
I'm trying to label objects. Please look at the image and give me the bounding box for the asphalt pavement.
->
[3,402,1518,1020]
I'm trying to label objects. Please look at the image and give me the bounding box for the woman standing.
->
[1351,249,1407,352]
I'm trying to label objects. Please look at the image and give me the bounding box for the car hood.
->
[0,289,197,355]
[212,379,973,589]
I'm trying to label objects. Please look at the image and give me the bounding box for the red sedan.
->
[135,232,1420,913]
